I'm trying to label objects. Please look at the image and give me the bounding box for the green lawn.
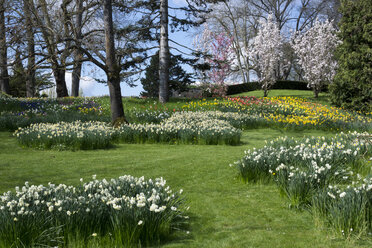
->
[1,129,370,247]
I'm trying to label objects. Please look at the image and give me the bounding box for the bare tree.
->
[249,0,294,31]
[0,0,10,94]
[71,0,126,121]
[248,0,330,32]
[28,0,72,97]
[318,0,342,25]
[206,0,259,83]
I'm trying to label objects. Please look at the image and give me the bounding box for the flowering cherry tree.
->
[292,19,340,98]
[250,14,283,97]
[206,32,234,96]
[194,25,234,96]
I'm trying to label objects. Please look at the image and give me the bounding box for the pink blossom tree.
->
[292,19,340,98]
[206,32,234,96]
[194,25,234,97]
[249,14,283,97]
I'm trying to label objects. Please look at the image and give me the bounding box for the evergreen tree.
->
[141,52,192,98]
[330,0,372,112]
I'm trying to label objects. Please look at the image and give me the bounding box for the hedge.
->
[226,80,313,95]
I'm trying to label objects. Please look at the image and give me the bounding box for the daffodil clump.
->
[14,121,114,150]
[231,131,371,238]
[0,175,186,247]
[190,111,265,129]
[313,177,372,239]
[126,108,172,124]
[116,111,241,145]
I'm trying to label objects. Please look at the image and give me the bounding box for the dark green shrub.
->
[330,0,372,113]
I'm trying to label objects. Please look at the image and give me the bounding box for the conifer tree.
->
[330,0,372,112]
[141,52,192,98]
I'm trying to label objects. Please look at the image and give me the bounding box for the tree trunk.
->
[0,0,10,94]
[54,67,68,97]
[103,0,125,122]
[245,57,250,83]
[314,87,319,98]
[71,61,82,97]
[107,72,125,123]
[24,0,35,97]
[159,0,169,103]
[71,0,83,97]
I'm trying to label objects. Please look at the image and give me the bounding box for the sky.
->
[43,72,142,97]
[60,0,194,97]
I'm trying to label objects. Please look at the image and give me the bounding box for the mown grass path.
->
[1,129,371,247]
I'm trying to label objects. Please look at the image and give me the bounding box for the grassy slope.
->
[1,91,370,247]
[1,129,370,248]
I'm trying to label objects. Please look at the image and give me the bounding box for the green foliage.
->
[140,52,192,97]
[0,91,11,99]
[330,0,372,113]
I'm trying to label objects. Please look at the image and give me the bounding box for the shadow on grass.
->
[159,212,204,247]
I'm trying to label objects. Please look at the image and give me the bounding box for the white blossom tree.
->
[249,14,283,97]
[292,19,340,98]
[193,24,213,85]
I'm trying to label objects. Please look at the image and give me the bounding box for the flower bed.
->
[231,132,372,237]
[0,175,186,247]
[181,97,372,131]
[14,121,114,150]
[116,111,242,145]
[0,97,109,131]
[14,112,243,149]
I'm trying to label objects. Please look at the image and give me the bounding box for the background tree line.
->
[0,0,370,122]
